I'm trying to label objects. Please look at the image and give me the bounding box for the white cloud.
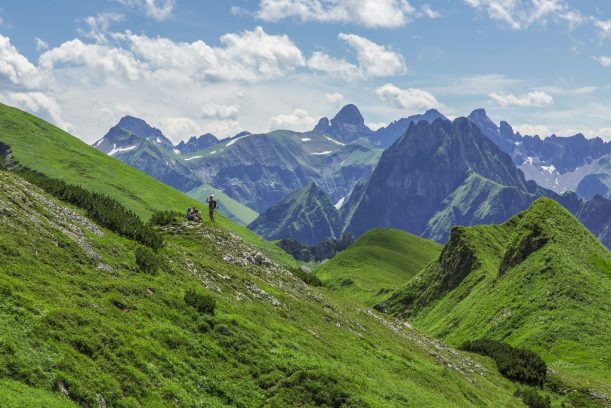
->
[367,122,387,131]
[0,92,72,131]
[375,83,440,112]
[594,56,611,67]
[156,117,202,141]
[513,123,551,136]
[116,0,175,21]
[79,12,125,43]
[201,103,241,119]
[256,0,429,28]
[307,52,360,80]
[325,92,344,105]
[0,35,48,90]
[419,4,440,19]
[35,37,49,51]
[39,39,145,82]
[464,0,584,30]
[308,33,406,80]
[267,108,318,131]
[489,91,553,107]
[117,26,305,83]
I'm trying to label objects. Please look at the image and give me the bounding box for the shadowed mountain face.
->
[373,109,448,149]
[248,182,343,245]
[346,117,543,242]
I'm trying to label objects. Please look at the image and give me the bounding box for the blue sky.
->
[1,0,610,143]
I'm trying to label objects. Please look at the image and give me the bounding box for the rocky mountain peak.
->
[332,104,365,126]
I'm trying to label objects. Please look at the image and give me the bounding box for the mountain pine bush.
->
[19,169,164,249]
[460,339,546,386]
[135,247,160,274]
[184,288,216,315]
[514,388,551,408]
[149,210,182,226]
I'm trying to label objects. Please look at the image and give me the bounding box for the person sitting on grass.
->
[186,207,193,221]
[193,208,202,222]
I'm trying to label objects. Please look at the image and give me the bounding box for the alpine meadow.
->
[1,1,610,407]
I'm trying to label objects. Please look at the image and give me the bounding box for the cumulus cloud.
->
[116,0,175,21]
[0,92,72,131]
[489,90,554,107]
[39,39,145,82]
[308,33,405,80]
[374,83,440,112]
[257,0,420,28]
[267,108,318,131]
[464,0,584,30]
[117,26,305,83]
[201,103,241,119]
[0,35,49,90]
[156,117,202,142]
[307,52,360,80]
[594,56,611,68]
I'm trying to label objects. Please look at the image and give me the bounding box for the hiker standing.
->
[207,195,217,223]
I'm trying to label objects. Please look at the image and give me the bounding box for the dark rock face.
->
[314,104,373,143]
[248,182,344,246]
[278,233,354,262]
[346,117,535,240]
[176,133,220,154]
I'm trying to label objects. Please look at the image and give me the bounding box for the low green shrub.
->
[19,169,164,249]
[135,247,160,274]
[184,288,216,315]
[289,267,323,287]
[460,339,546,386]
[149,210,181,226]
[514,388,551,408]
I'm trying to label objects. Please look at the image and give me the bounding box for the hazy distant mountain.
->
[175,133,220,154]
[374,109,448,149]
[313,104,374,143]
[248,182,343,245]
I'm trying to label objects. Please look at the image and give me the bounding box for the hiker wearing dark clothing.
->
[186,208,193,221]
[207,195,217,223]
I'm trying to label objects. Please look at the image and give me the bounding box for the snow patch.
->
[209,150,217,155]
[325,135,345,146]
[311,151,333,155]
[183,155,204,161]
[93,139,103,147]
[301,137,311,142]
[155,137,162,144]
[523,156,534,166]
[108,144,137,156]
[173,149,181,155]
[226,134,249,147]
[334,197,345,209]
[541,164,557,174]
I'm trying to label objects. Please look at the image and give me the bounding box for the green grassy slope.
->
[0,170,523,407]
[380,198,611,397]
[315,228,441,306]
[187,183,259,225]
[0,103,290,266]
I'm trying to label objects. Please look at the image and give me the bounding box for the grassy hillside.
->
[0,103,290,266]
[380,198,611,399]
[0,170,523,407]
[188,183,259,225]
[316,228,441,306]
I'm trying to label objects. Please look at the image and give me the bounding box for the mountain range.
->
[1,102,538,407]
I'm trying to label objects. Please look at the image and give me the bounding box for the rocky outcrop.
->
[278,233,354,262]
